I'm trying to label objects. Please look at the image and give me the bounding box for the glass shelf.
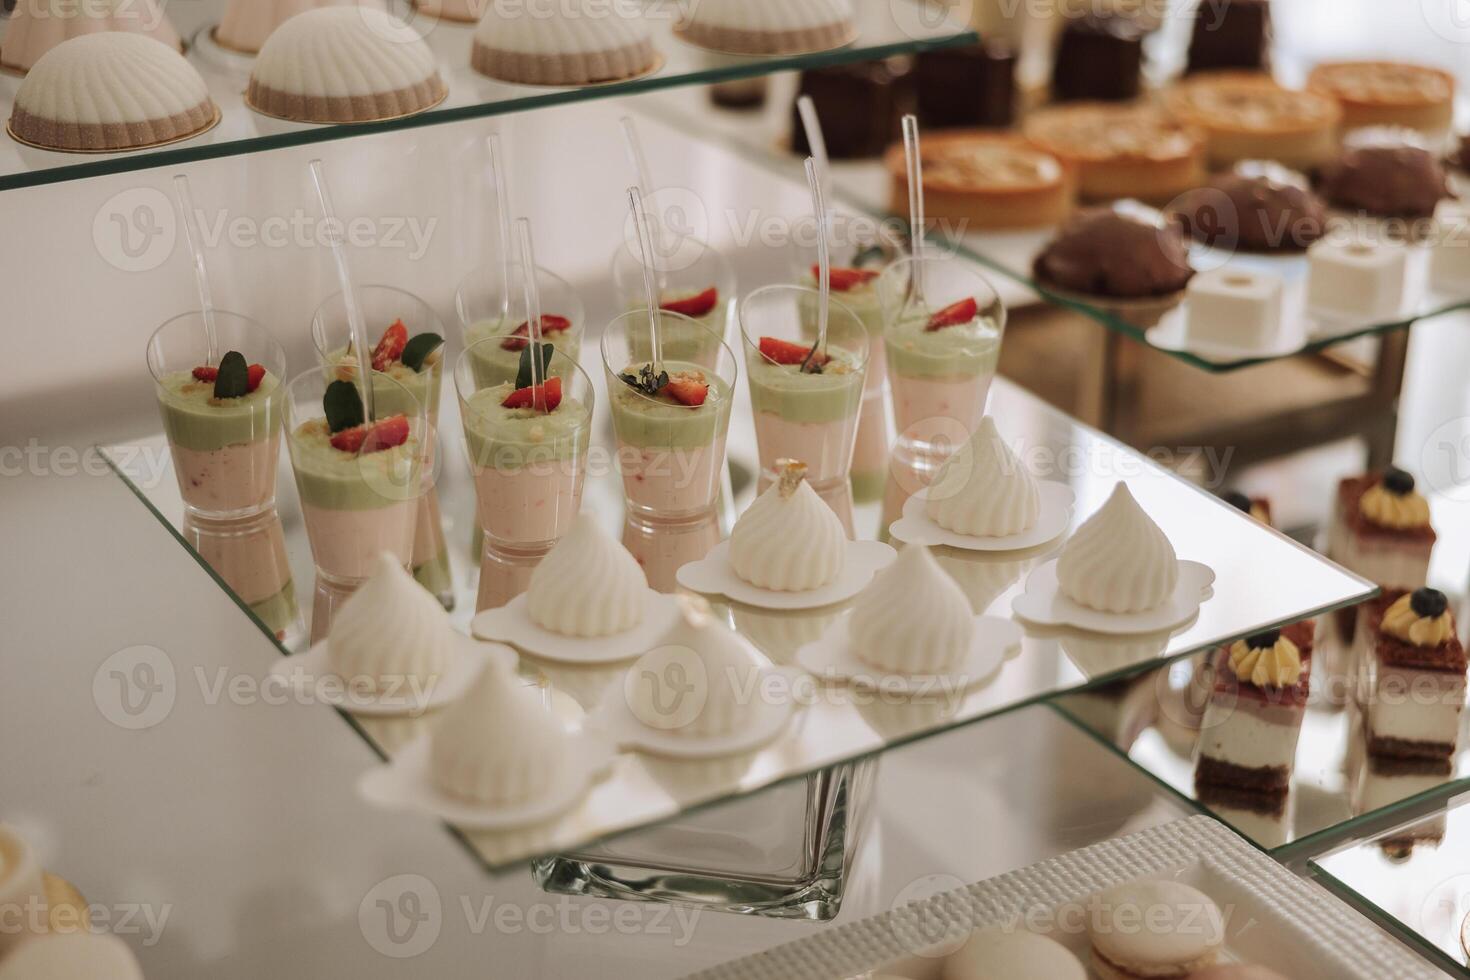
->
[102,361,1373,872]
[1311,788,1470,978]
[0,0,973,192]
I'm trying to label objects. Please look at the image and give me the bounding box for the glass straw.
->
[486,133,514,324]
[515,218,544,394]
[308,158,375,421]
[627,186,664,379]
[902,114,926,307]
[172,174,219,366]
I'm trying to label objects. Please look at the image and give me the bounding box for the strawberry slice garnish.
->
[813,265,879,292]
[246,364,266,393]
[501,375,563,413]
[665,378,709,406]
[500,314,572,351]
[330,414,410,454]
[371,320,409,371]
[660,287,719,318]
[758,336,829,368]
[192,366,219,382]
[925,298,978,331]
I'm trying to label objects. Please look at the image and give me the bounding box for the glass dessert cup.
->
[877,254,1006,465]
[146,310,288,521]
[183,508,301,645]
[739,284,869,493]
[611,233,737,362]
[455,341,594,552]
[283,368,427,590]
[602,309,738,522]
[621,507,722,593]
[455,262,588,390]
[312,285,452,606]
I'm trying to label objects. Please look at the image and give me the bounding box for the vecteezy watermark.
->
[0,896,172,948]
[93,646,177,731]
[11,0,167,29]
[93,188,439,274]
[0,442,169,483]
[357,875,700,957]
[1420,416,1470,504]
[888,873,970,958]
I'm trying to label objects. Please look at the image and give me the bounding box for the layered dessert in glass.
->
[877,253,1006,464]
[184,511,299,643]
[284,368,425,589]
[1195,623,1315,793]
[739,284,868,493]
[455,341,593,550]
[148,311,287,519]
[1362,588,1466,760]
[313,286,451,604]
[602,309,736,521]
[455,262,587,390]
[612,234,736,365]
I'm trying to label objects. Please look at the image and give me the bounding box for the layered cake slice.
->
[1196,622,1314,792]
[1328,468,1436,590]
[1363,588,1466,760]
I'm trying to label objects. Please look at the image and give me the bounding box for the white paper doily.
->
[796,615,1019,694]
[1011,560,1216,635]
[889,482,1075,551]
[676,540,896,610]
[470,590,684,665]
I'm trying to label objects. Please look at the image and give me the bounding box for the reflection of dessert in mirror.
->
[1220,490,1272,526]
[1033,205,1195,305]
[185,511,299,642]
[1023,103,1205,203]
[1,0,179,73]
[731,601,845,666]
[1050,13,1145,103]
[1060,629,1173,680]
[217,0,372,55]
[850,544,975,676]
[791,59,913,159]
[1185,0,1271,75]
[942,928,1086,980]
[432,661,570,805]
[1057,483,1180,615]
[1055,671,1158,751]
[1195,780,1293,851]
[1170,164,1327,252]
[1351,750,1451,856]
[0,932,145,979]
[884,132,1075,229]
[925,416,1039,538]
[1307,61,1456,137]
[1319,141,1454,220]
[730,460,846,592]
[675,0,856,56]
[472,0,659,85]
[1087,879,1224,980]
[1163,73,1341,171]
[527,515,646,638]
[328,553,456,696]
[1196,623,1313,793]
[914,41,1016,130]
[248,7,447,124]
[933,549,1028,614]
[1362,588,1465,760]
[622,509,721,594]
[1328,468,1436,593]
[9,33,218,152]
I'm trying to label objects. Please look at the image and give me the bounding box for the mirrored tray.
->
[0,0,972,191]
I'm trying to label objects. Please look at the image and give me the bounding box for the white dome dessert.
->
[327,553,457,694]
[850,545,975,675]
[1057,483,1180,614]
[676,0,856,55]
[729,460,846,591]
[0,933,145,980]
[431,660,570,804]
[472,0,659,86]
[247,7,447,123]
[925,416,1040,537]
[628,598,770,739]
[217,0,383,55]
[8,33,217,153]
[527,514,647,638]
[0,0,181,74]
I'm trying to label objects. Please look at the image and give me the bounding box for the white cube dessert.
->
[1429,200,1470,292]
[1183,268,1284,350]
[1306,237,1408,320]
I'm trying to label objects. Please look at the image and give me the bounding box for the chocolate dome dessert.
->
[1170,165,1327,251]
[1320,144,1453,219]
[1034,207,1195,298]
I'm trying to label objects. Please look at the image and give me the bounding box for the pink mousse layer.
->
[170,434,280,515]
[890,373,993,449]
[617,437,726,519]
[473,464,583,547]
[188,521,292,606]
[301,499,417,583]
[752,413,856,486]
[412,487,447,567]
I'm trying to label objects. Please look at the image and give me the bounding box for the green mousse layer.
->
[324,349,441,420]
[463,318,583,390]
[250,579,298,638]
[626,309,727,368]
[799,274,885,337]
[156,371,282,452]
[287,419,422,511]
[884,306,1001,379]
[746,347,864,424]
[609,360,732,450]
[462,386,590,470]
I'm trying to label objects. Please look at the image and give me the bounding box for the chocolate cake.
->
[1320,144,1454,219]
[1171,168,1327,252]
[1033,207,1195,298]
[914,40,1016,129]
[791,58,913,159]
[1050,13,1144,103]
[1186,0,1272,74]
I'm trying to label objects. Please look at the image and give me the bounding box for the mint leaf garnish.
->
[515,343,554,391]
[401,333,444,373]
[618,363,670,397]
[213,351,249,399]
[324,380,365,433]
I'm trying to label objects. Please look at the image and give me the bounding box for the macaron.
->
[942,928,1087,980]
[1088,879,1225,980]
[1188,968,1292,980]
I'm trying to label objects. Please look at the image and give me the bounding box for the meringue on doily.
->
[329,552,456,693]
[851,545,975,675]
[1057,483,1179,614]
[527,515,646,638]
[730,460,846,591]
[925,416,1040,536]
